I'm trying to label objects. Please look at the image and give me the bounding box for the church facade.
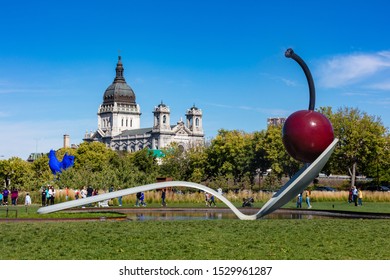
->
[83,56,205,152]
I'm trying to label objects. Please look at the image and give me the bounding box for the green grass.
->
[0,205,125,219]
[1,219,390,260]
[2,199,390,219]
[283,200,390,213]
[1,202,390,260]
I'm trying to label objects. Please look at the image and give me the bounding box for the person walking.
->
[358,188,363,206]
[80,187,87,199]
[139,192,146,207]
[118,188,123,207]
[209,194,216,207]
[352,186,358,206]
[296,193,302,208]
[348,187,353,203]
[41,187,47,206]
[305,189,312,209]
[135,192,141,207]
[2,187,9,206]
[65,186,69,201]
[46,186,52,206]
[86,186,93,197]
[11,187,18,205]
[161,189,167,207]
[25,193,32,206]
[46,186,55,205]
[205,192,210,206]
[74,189,80,200]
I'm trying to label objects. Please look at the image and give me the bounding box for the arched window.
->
[126,119,128,127]
[163,115,166,124]
[130,119,133,127]
[195,118,199,126]
[121,119,124,126]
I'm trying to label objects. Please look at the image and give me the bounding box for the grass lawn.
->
[1,216,390,260]
[283,200,390,213]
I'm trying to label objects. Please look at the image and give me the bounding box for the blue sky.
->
[0,0,389,160]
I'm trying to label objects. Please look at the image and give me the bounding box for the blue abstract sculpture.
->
[48,150,75,175]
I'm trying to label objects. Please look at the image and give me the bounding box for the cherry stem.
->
[285,48,315,111]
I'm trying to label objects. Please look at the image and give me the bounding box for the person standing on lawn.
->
[296,193,302,208]
[11,187,18,206]
[139,192,146,207]
[41,187,47,206]
[352,186,358,206]
[305,189,312,209]
[358,188,363,206]
[205,192,210,206]
[161,189,167,207]
[2,187,9,205]
[25,193,32,206]
[135,192,141,207]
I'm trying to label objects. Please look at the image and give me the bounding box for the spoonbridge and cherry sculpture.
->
[38,49,338,220]
[38,139,337,219]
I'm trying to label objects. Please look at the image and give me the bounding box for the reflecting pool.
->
[124,210,333,221]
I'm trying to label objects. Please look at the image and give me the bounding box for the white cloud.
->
[281,78,297,87]
[369,82,390,90]
[259,72,297,87]
[317,51,390,89]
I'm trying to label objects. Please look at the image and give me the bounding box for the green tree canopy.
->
[320,106,388,186]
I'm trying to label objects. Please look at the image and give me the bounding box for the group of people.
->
[348,186,363,206]
[135,192,146,207]
[296,189,312,209]
[1,187,32,206]
[135,189,167,207]
[296,186,364,209]
[1,187,20,206]
[41,185,56,206]
[74,186,99,200]
[205,192,216,207]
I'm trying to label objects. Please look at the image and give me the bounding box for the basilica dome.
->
[103,56,136,105]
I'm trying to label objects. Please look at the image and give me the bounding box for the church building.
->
[83,56,205,153]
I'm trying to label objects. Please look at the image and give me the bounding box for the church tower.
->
[152,101,171,132]
[97,56,141,137]
[186,104,203,135]
[151,102,173,149]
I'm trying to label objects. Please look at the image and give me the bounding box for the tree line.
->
[1,106,389,192]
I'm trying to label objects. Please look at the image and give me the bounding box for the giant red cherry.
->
[283,49,334,163]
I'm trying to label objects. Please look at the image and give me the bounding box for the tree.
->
[159,143,189,180]
[74,142,117,172]
[0,157,34,190]
[262,125,301,179]
[30,154,53,190]
[319,106,388,186]
[185,146,208,183]
[205,129,254,184]
[129,148,158,174]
